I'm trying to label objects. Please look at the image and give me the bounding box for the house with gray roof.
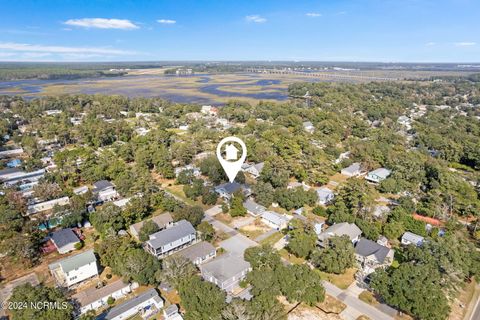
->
[163,304,183,320]
[49,249,98,287]
[355,238,394,276]
[341,162,362,177]
[175,241,216,265]
[365,168,392,183]
[214,182,251,201]
[316,187,334,205]
[72,279,135,315]
[401,231,424,247]
[145,220,196,258]
[261,211,289,230]
[50,228,80,254]
[243,198,266,217]
[200,254,252,292]
[102,288,163,320]
[243,162,265,179]
[317,222,362,247]
[129,212,173,240]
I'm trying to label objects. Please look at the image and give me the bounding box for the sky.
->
[0,0,479,62]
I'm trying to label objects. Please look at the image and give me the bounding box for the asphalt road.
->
[470,294,480,320]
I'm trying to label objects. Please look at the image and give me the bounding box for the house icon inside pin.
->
[225,143,239,160]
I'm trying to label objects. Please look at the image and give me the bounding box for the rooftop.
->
[261,211,289,225]
[200,254,250,282]
[147,220,195,249]
[72,279,130,308]
[103,288,162,320]
[355,238,391,263]
[49,249,96,274]
[50,228,79,248]
[318,222,362,242]
[175,241,216,262]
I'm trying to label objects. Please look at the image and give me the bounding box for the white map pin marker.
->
[216,136,247,183]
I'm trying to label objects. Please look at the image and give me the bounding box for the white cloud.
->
[306,13,322,17]
[245,15,267,23]
[0,42,135,55]
[64,18,139,29]
[425,42,436,46]
[157,19,176,24]
[454,42,476,47]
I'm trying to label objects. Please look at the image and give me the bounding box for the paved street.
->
[322,281,394,320]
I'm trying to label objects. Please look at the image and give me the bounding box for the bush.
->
[74,242,84,250]
[312,206,327,217]
[107,296,115,305]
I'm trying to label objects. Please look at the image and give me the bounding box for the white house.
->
[200,254,251,292]
[163,304,183,320]
[242,162,264,179]
[49,249,98,287]
[261,211,289,230]
[401,232,424,247]
[27,196,70,215]
[50,228,80,254]
[316,187,334,205]
[93,180,119,202]
[341,163,362,177]
[145,220,196,258]
[72,279,136,315]
[103,288,164,320]
[355,238,394,276]
[365,168,391,183]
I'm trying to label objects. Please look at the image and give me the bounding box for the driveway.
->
[205,205,222,217]
[219,234,257,257]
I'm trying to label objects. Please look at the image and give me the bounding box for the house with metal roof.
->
[49,249,98,287]
[354,238,394,276]
[129,212,174,240]
[243,198,266,217]
[174,241,216,265]
[102,288,164,320]
[200,254,252,292]
[317,222,362,247]
[316,187,334,205]
[401,231,424,247]
[145,220,196,258]
[72,279,135,315]
[163,304,183,320]
[261,211,289,230]
[27,196,70,215]
[341,162,362,177]
[50,228,80,254]
[365,168,392,183]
